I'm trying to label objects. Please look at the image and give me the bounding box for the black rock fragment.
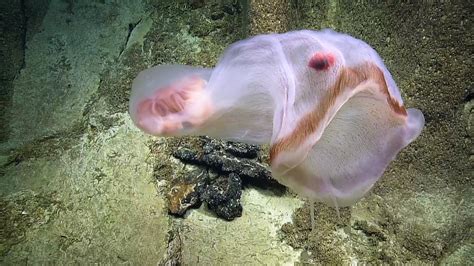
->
[199,173,242,220]
[173,137,281,188]
[165,136,284,220]
[167,170,208,216]
[223,141,258,159]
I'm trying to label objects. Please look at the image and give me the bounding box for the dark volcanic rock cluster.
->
[165,137,283,220]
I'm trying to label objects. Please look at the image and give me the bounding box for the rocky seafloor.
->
[0,0,472,264]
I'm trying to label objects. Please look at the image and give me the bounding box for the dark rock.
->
[166,169,208,216]
[172,148,200,164]
[172,137,282,189]
[224,141,258,158]
[223,3,238,15]
[200,173,242,220]
[210,11,225,20]
[166,169,243,220]
[167,182,201,216]
[168,137,283,220]
[353,220,387,241]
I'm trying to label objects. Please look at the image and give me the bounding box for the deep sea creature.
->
[129,29,424,227]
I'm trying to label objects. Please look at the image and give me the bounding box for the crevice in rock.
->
[19,0,28,73]
[159,227,183,265]
[0,0,29,145]
[463,90,473,103]
[119,18,142,57]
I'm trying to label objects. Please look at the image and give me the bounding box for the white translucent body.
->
[129,29,425,208]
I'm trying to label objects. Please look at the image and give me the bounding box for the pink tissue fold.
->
[129,29,425,208]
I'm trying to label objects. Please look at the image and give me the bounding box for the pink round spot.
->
[308,52,335,71]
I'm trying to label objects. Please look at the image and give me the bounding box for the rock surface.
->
[0,115,170,264]
[177,188,303,265]
[0,0,472,264]
[4,0,145,149]
[1,1,169,264]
